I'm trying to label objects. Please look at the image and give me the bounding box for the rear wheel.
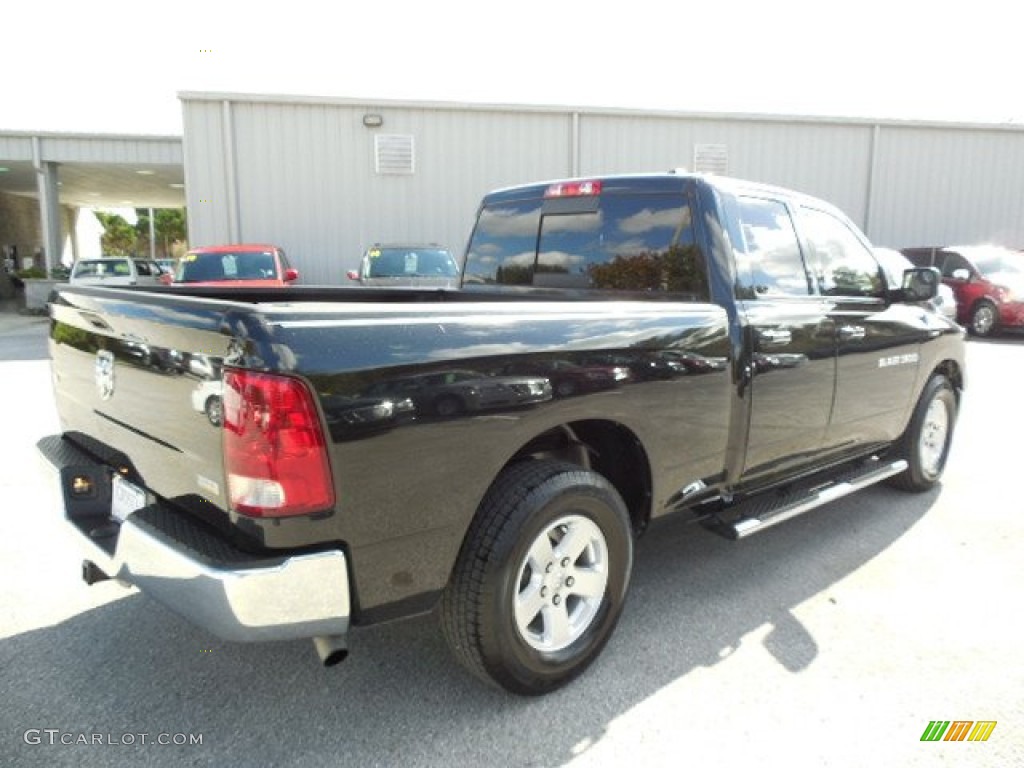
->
[205,395,223,426]
[888,374,957,492]
[441,460,633,695]
[969,301,998,337]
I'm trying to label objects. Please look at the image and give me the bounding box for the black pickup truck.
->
[39,172,964,695]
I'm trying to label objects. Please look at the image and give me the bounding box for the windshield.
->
[972,250,1024,276]
[73,259,130,277]
[365,247,458,278]
[177,251,277,282]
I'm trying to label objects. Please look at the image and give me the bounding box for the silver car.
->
[70,257,166,286]
[348,244,460,288]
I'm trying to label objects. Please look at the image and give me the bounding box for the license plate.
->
[111,474,147,522]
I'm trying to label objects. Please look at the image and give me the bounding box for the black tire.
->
[554,380,577,398]
[205,396,223,427]
[968,301,998,337]
[434,395,463,418]
[887,374,957,492]
[440,460,633,695]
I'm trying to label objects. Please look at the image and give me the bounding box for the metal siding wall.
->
[228,101,363,284]
[579,116,872,226]
[393,108,570,261]
[181,95,1024,279]
[869,126,1024,248]
[182,101,232,246]
[0,135,33,160]
[217,101,570,283]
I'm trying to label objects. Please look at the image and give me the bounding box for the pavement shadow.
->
[0,486,935,767]
[0,314,50,361]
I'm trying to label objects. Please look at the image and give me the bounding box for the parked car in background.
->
[170,244,298,287]
[873,248,957,321]
[363,369,552,417]
[902,245,1024,336]
[69,257,166,286]
[348,244,459,288]
[499,358,632,397]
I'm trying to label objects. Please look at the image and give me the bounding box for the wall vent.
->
[375,134,415,175]
[693,144,728,175]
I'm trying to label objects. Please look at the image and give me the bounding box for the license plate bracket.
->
[111,474,147,523]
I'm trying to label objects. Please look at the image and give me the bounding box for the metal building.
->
[179,92,1024,284]
[178,90,1024,282]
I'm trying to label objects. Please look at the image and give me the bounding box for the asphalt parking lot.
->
[1,314,1021,768]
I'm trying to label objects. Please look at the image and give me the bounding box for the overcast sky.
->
[6,0,1021,135]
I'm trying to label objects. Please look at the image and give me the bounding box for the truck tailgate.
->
[49,287,236,516]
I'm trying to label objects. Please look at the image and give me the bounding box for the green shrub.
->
[13,266,69,280]
[15,267,47,279]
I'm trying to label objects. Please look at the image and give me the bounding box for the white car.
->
[874,247,957,321]
[190,379,223,426]
[69,257,166,286]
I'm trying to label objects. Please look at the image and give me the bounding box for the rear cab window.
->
[463,180,709,301]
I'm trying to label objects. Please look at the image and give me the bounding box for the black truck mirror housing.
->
[901,267,940,302]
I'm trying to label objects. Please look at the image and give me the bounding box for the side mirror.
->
[901,267,940,302]
[158,273,173,285]
[346,270,359,281]
[951,268,970,282]
[284,268,299,283]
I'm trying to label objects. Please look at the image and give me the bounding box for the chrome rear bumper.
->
[38,435,350,643]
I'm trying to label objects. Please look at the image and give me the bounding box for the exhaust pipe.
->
[313,635,349,667]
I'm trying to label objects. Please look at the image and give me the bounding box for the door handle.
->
[838,325,866,340]
[758,328,792,346]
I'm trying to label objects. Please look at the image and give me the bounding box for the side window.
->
[136,261,153,276]
[902,249,935,268]
[939,253,970,278]
[734,196,811,297]
[800,207,883,298]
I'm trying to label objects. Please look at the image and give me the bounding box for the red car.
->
[166,244,299,287]
[902,245,1024,337]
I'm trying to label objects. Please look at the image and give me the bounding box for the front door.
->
[797,205,923,452]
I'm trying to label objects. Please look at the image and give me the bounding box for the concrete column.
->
[32,137,62,273]
[69,207,82,263]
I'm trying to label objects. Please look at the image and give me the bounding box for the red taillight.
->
[544,180,602,198]
[222,369,334,517]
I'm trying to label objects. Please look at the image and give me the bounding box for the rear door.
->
[731,195,836,481]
